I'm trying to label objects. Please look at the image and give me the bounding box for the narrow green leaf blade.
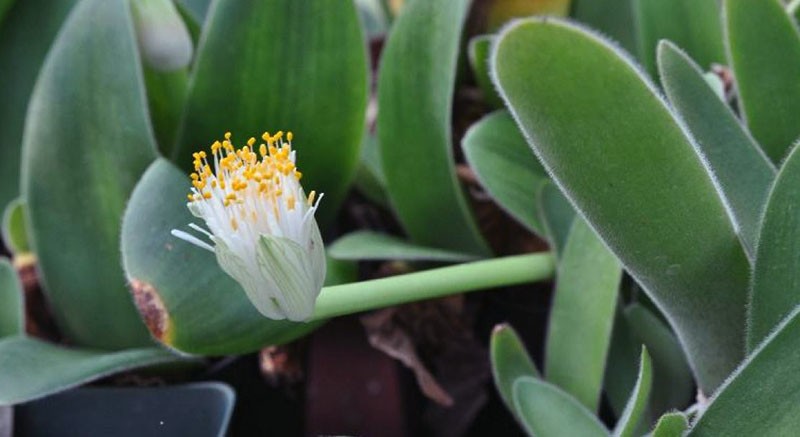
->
[378,0,489,255]
[690,305,800,435]
[625,304,693,420]
[462,110,549,236]
[0,336,182,406]
[328,231,479,262]
[0,259,23,337]
[0,0,76,212]
[537,183,575,258]
[652,412,688,437]
[490,323,540,419]
[121,159,324,355]
[750,142,800,349]
[613,347,653,437]
[724,0,800,163]
[21,0,157,349]
[467,35,503,107]
[175,0,368,224]
[658,41,775,258]
[493,18,750,392]
[635,0,725,77]
[513,376,608,437]
[545,217,621,412]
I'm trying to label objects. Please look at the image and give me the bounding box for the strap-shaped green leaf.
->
[0,259,23,337]
[749,142,800,349]
[545,217,621,412]
[492,18,750,392]
[658,41,775,258]
[513,376,608,437]
[378,0,489,256]
[0,0,76,213]
[690,305,800,435]
[490,323,540,422]
[724,0,800,163]
[634,0,725,77]
[174,0,368,224]
[462,110,549,236]
[22,0,157,349]
[0,336,182,406]
[624,304,693,420]
[613,347,653,437]
[467,35,502,108]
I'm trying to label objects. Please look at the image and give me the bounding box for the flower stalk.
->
[311,252,556,321]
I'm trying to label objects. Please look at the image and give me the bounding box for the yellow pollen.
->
[185,131,317,224]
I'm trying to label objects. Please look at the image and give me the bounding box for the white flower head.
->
[171,131,325,321]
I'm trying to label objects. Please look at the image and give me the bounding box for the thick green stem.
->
[312,252,555,320]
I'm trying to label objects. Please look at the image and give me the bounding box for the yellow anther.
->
[247,137,256,147]
[230,217,238,230]
[287,195,296,211]
[187,193,195,201]
[261,132,271,142]
[275,131,283,140]
[203,191,212,199]
[259,144,267,156]
[190,173,199,180]
[307,190,316,206]
[295,170,302,180]
[224,132,232,140]
[287,132,293,142]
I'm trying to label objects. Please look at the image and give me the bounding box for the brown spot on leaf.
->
[130,279,171,343]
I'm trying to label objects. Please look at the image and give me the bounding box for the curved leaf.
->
[0,336,182,406]
[0,259,23,337]
[545,217,621,412]
[490,323,539,420]
[378,0,489,255]
[658,41,775,258]
[467,35,502,107]
[328,231,478,262]
[492,18,750,392]
[625,304,694,419]
[635,0,724,77]
[749,142,800,349]
[121,159,324,355]
[0,0,76,212]
[613,347,653,437]
[462,110,549,236]
[16,383,234,437]
[690,305,800,435]
[724,0,800,163]
[1,198,30,256]
[174,0,368,224]
[513,376,608,437]
[21,0,156,349]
